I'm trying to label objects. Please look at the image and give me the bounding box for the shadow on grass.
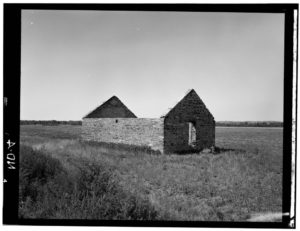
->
[81,140,246,156]
[80,140,162,155]
[213,146,246,154]
[173,146,247,155]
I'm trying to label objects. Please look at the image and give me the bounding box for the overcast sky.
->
[21,10,284,121]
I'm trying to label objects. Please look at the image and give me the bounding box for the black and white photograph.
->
[3,3,298,228]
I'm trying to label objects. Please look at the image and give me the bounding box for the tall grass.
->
[19,144,160,220]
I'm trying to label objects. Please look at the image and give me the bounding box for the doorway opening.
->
[188,122,196,147]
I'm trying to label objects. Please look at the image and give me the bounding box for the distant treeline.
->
[20,120,283,127]
[216,121,283,127]
[20,120,82,126]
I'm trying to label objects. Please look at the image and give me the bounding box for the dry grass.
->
[19,144,160,220]
[20,125,283,221]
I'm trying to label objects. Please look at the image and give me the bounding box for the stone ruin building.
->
[82,89,215,154]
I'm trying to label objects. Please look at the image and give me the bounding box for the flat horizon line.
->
[20,119,283,123]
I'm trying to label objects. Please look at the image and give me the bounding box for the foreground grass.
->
[20,125,283,221]
[19,144,160,220]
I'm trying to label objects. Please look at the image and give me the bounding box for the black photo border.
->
[3,3,298,228]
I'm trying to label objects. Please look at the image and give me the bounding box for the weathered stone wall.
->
[82,118,164,153]
[164,118,215,154]
[164,90,215,153]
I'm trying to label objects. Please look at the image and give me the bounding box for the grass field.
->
[19,125,283,221]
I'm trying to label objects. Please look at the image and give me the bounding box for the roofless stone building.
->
[82,89,215,154]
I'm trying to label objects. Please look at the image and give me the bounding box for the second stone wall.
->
[82,118,164,153]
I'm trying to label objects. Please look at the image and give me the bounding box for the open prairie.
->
[19,125,283,221]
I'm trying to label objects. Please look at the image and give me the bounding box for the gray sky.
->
[21,10,284,121]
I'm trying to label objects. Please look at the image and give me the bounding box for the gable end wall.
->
[163,93,215,153]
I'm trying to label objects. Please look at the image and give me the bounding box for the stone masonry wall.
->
[164,90,215,153]
[82,118,164,153]
[164,117,215,154]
